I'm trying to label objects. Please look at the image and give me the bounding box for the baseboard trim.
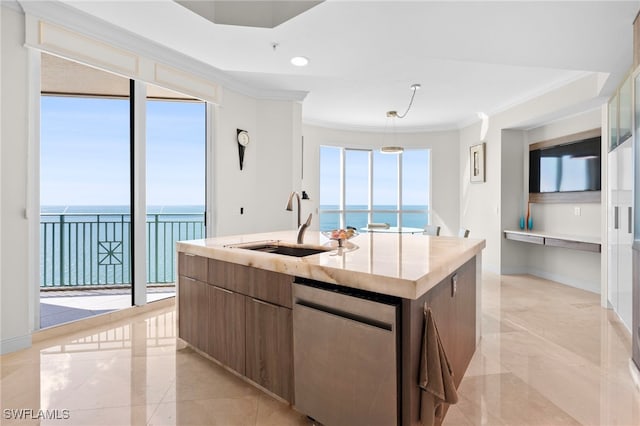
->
[500,267,600,295]
[0,334,32,355]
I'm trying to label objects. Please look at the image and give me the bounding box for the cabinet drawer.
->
[178,253,208,281]
[246,267,293,308]
[544,238,601,253]
[208,259,251,295]
[209,259,293,308]
[504,232,543,245]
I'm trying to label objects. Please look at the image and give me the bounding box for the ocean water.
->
[41,205,205,215]
[39,204,427,287]
[319,205,428,231]
[40,205,205,287]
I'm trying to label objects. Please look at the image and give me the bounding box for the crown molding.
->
[1,0,23,13]
[302,117,459,134]
[17,0,306,103]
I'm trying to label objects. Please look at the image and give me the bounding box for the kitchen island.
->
[176,230,485,426]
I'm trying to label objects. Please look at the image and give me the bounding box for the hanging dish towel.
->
[419,307,458,426]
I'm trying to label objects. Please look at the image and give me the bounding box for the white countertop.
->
[176,230,485,300]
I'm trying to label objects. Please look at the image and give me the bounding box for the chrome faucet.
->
[286,191,302,227]
[297,213,313,244]
[286,191,312,244]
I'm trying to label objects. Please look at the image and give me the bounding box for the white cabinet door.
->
[609,138,633,332]
[608,149,619,311]
[618,138,633,330]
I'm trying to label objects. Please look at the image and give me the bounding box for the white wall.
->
[500,129,527,273]
[1,5,32,353]
[213,92,303,236]
[460,73,607,274]
[0,4,303,353]
[459,120,500,271]
[498,109,602,293]
[301,125,460,236]
[213,91,301,237]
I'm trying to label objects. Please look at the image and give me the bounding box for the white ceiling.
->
[59,0,639,131]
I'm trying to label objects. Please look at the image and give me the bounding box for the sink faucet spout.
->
[297,213,313,244]
[286,191,301,228]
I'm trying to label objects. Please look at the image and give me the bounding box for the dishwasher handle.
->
[294,299,393,332]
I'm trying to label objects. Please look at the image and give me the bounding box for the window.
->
[39,53,209,327]
[319,146,430,231]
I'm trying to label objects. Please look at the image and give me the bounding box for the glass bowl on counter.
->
[321,228,359,248]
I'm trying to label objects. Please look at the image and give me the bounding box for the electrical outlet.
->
[574,207,581,216]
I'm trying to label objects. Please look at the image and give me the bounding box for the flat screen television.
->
[529,136,601,194]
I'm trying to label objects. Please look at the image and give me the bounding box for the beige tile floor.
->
[2,273,640,425]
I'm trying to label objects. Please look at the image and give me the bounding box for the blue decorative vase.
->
[527,216,533,230]
[519,216,525,230]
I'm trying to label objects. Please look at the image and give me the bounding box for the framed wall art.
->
[470,143,486,183]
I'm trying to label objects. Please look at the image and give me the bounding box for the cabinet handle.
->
[185,253,196,257]
[212,285,233,295]
[252,298,279,308]
[451,274,458,298]
[629,206,633,234]
[182,276,196,282]
[614,206,619,230]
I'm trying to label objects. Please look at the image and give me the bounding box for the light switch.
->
[574,207,581,216]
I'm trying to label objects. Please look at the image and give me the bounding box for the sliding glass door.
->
[39,53,209,327]
[40,60,133,327]
[146,94,206,302]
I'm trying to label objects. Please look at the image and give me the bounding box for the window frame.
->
[319,146,430,230]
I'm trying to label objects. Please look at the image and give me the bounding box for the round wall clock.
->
[237,129,249,170]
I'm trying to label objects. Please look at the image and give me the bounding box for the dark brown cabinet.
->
[245,297,294,401]
[178,276,209,352]
[180,256,295,402]
[178,253,210,352]
[208,285,246,375]
[209,258,293,308]
[179,253,208,282]
[401,257,477,425]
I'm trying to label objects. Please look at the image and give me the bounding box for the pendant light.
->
[381,83,421,154]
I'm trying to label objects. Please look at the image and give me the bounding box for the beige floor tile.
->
[456,372,582,425]
[148,397,258,426]
[254,393,311,426]
[40,405,155,426]
[2,272,640,426]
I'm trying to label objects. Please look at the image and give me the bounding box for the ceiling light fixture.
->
[381,83,421,154]
[291,56,309,67]
[380,146,404,154]
[386,83,421,119]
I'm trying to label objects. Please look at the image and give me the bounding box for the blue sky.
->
[319,146,429,208]
[40,96,205,207]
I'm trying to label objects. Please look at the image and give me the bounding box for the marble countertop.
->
[177,230,485,300]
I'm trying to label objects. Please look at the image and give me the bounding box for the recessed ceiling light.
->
[291,56,309,67]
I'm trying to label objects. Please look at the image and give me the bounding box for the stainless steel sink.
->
[226,241,331,257]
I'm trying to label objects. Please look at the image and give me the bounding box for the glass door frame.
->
[30,53,212,329]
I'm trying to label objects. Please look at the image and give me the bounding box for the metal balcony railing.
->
[40,213,204,287]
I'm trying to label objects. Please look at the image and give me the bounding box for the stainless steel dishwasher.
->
[293,279,400,426]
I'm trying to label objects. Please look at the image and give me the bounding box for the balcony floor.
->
[40,287,175,329]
